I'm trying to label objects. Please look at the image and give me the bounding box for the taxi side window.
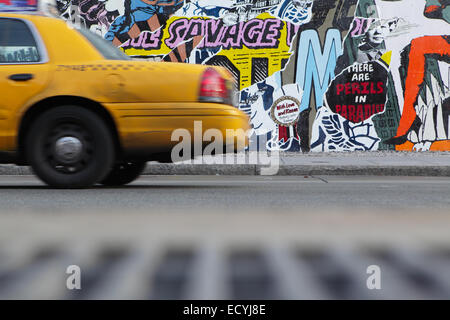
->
[0,18,40,64]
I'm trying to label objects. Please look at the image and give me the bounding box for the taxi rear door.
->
[0,16,50,151]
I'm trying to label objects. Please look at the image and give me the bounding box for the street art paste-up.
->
[56,0,450,152]
[373,0,450,152]
[311,11,399,151]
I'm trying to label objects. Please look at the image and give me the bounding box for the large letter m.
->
[295,29,343,111]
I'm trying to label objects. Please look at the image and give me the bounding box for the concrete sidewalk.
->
[2,151,450,176]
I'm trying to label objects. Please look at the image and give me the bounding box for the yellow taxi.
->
[0,12,250,188]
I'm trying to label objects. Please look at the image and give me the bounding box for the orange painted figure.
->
[385,35,450,145]
[385,0,450,145]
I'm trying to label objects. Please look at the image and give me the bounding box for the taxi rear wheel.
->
[25,105,115,188]
[99,161,147,186]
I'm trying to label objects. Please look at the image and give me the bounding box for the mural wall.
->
[57,0,450,152]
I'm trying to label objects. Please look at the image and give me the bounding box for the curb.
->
[142,164,450,176]
[0,165,33,175]
[2,164,450,177]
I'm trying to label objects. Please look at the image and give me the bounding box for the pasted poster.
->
[56,0,450,152]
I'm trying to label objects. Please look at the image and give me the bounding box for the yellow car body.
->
[0,13,250,187]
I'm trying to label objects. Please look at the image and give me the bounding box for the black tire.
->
[25,105,115,188]
[99,161,146,186]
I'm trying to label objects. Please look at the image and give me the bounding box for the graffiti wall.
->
[58,0,450,152]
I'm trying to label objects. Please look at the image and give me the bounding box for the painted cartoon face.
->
[366,24,389,45]
[363,18,400,47]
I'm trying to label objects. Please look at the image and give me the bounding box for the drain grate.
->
[228,250,278,300]
[149,249,196,299]
[297,249,360,299]
[1,211,450,299]
[0,243,449,299]
[66,247,130,300]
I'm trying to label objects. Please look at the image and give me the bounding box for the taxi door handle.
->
[9,74,34,82]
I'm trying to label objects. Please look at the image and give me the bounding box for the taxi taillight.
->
[199,68,228,103]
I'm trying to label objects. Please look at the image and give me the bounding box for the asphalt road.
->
[0,175,449,212]
[1,175,450,300]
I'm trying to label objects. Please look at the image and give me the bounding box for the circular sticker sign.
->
[270,96,301,127]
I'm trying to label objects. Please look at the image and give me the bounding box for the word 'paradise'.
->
[335,103,385,123]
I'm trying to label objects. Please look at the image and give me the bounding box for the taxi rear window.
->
[0,18,40,63]
[77,28,130,61]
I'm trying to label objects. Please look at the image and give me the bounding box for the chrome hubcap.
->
[54,136,83,163]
